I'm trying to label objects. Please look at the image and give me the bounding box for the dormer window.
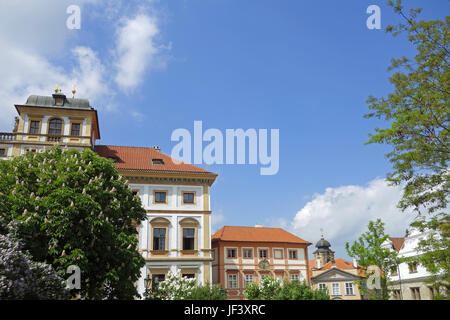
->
[52,93,66,106]
[152,158,164,165]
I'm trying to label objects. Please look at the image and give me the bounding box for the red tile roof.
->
[212,226,311,245]
[95,145,215,175]
[389,237,405,252]
[309,259,366,277]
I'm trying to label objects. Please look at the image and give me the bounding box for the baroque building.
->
[309,236,366,300]
[211,225,312,300]
[0,92,217,298]
[0,91,100,157]
[382,215,444,300]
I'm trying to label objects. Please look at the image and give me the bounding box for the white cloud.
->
[0,1,169,130]
[288,178,416,258]
[0,42,110,130]
[114,14,163,90]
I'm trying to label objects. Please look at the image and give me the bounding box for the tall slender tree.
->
[346,219,399,300]
[365,0,449,298]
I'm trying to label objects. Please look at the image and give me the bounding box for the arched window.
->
[48,118,63,135]
[150,217,170,252]
[179,218,199,251]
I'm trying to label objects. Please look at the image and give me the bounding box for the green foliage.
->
[365,1,449,214]
[345,219,400,300]
[188,282,227,300]
[0,221,70,299]
[409,215,449,299]
[365,0,449,298]
[0,146,147,299]
[147,271,227,300]
[276,280,330,300]
[243,276,330,300]
[151,271,196,300]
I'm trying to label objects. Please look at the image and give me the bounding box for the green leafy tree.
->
[147,271,226,300]
[364,0,449,298]
[0,146,146,299]
[243,276,329,300]
[345,219,400,300]
[409,215,449,299]
[0,221,70,299]
[188,282,227,300]
[276,280,329,300]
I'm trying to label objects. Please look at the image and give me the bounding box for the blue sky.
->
[0,0,447,259]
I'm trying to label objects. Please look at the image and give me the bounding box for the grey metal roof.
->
[24,95,92,110]
[316,238,331,248]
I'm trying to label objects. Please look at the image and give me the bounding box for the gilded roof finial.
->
[55,84,60,94]
[320,228,324,239]
[72,84,77,98]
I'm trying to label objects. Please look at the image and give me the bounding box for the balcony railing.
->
[0,132,16,141]
[0,132,91,143]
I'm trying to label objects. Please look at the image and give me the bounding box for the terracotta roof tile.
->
[95,145,215,175]
[309,259,366,277]
[389,237,405,252]
[212,226,311,244]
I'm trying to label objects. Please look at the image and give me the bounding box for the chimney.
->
[353,258,358,268]
[152,146,161,152]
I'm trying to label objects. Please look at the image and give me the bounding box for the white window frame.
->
[318,283,327,292]
[345,282,354,295]
[244,274,253,287]
[228,274,238,289]
[332,282,341,296]
[288,249,298,260]
[243,248,253,259]
[290,274,299,281]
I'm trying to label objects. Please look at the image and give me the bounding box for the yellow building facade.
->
[0,92,217,298]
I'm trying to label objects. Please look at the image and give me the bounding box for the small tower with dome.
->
[313,229,335,268]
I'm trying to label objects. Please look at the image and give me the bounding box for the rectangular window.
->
[318,283,327,292]
[152,228,166,251]
[274,249,283,259]
[332,283,341,296]
[259,249,268,259]
[0,148,6,157]
[392,289,401,300]
[182,274,195,279]
[48,118,63,136]
[228,274,238,289]
[243,249,253,259]
[288,250,298,260]
[154,191,167,204]
[227,249,236,258]
[408,262,418,274]
[71,123,81,136]
[411,287,421,300]
[151,274,165,291]
[290,274,299,282]
[345,282,354,295]
[182,192,195,204]
[244,274,253,288]
[390,266,398,276]
[183,228,195,250]
[29,120,40,134]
